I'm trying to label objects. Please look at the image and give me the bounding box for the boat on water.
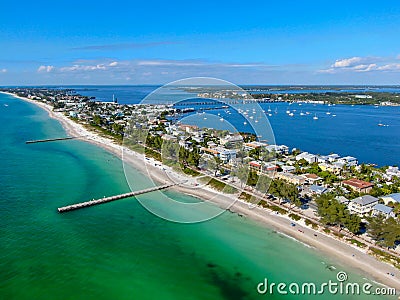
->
[268,106,272,112]
[286,110,291,114]
[288,112,294,117]
[268,113,272,117]
[378,123,389,127]
[306,111,311,115]
[300,111,305,116]
[313,114,318,120]
[274,108,278,114]
[332,114,337,117]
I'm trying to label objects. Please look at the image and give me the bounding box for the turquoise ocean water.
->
[0,93,392,299]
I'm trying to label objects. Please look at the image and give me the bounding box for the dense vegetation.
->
[315,193,362,234]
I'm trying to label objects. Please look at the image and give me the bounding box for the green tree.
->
[236,165,250,187]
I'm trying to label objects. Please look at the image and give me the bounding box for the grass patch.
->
[269,205,287,215]
[332,231,345,239]
[182,167,200,177]
[369,247,400,269]
[348,239,366,248]
[144,148,161,161]
[305,219,319,230]
[206,178,237,194]
[289,213,301,221]
[224,185,238,194]
[200,177,234,193]
[259,201,270,209]
[84,123,123,144]
[239,192,252,201]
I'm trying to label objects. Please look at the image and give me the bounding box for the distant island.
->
[186,85,400,106]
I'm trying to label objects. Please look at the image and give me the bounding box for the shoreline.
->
[4,91,400,290]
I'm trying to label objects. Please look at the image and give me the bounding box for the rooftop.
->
[303,173,321,180]
[342,178,374,189]
[351,195,378,206]
[310,185,327,194]
[382,193,400,203]
[373,204,393,214]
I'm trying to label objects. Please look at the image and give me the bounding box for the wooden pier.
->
[57,181,185,213]
[26,136,84,144]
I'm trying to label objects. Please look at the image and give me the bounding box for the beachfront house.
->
[336,196,350,205]
[381,193,400,205]
[372,204,395,218]
[243,141,267,151]
[342,178,374,193]
[319,162,343,175]
[220,135,243,148]
[281,165,296,173]
[200,147,237,164]
[348,195,379,215]
[249,161,278,174]
[301,173,323,185]
[265,144,289,155]
[275,172,306,185]
[309,185,327,195]
[179,140,193,150]
[161,134,177,141]
[296,152,318,164]
[327,153,340,162]
[316,155,329,163]
[338,156,358,167]
[385,166,400,180]
[217,147,237,163]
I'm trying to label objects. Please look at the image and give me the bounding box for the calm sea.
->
[0,93,392,299]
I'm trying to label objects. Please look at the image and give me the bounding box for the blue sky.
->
[1,0,400,85]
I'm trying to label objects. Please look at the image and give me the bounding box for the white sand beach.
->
[5,91,400,291]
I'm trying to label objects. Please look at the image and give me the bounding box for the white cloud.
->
[37,65,54,73]
[137,60,203,67]
[320,56,400,74]
[0,68,7,73]
[376,63,400,71]
[353,63,377,72]
[332,57,363,68]
[136,59,271,68]
[317,68,335,74]
[59,64,107,72]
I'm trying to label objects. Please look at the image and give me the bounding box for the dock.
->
[57,181,186,213]
[26,136,85,144]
